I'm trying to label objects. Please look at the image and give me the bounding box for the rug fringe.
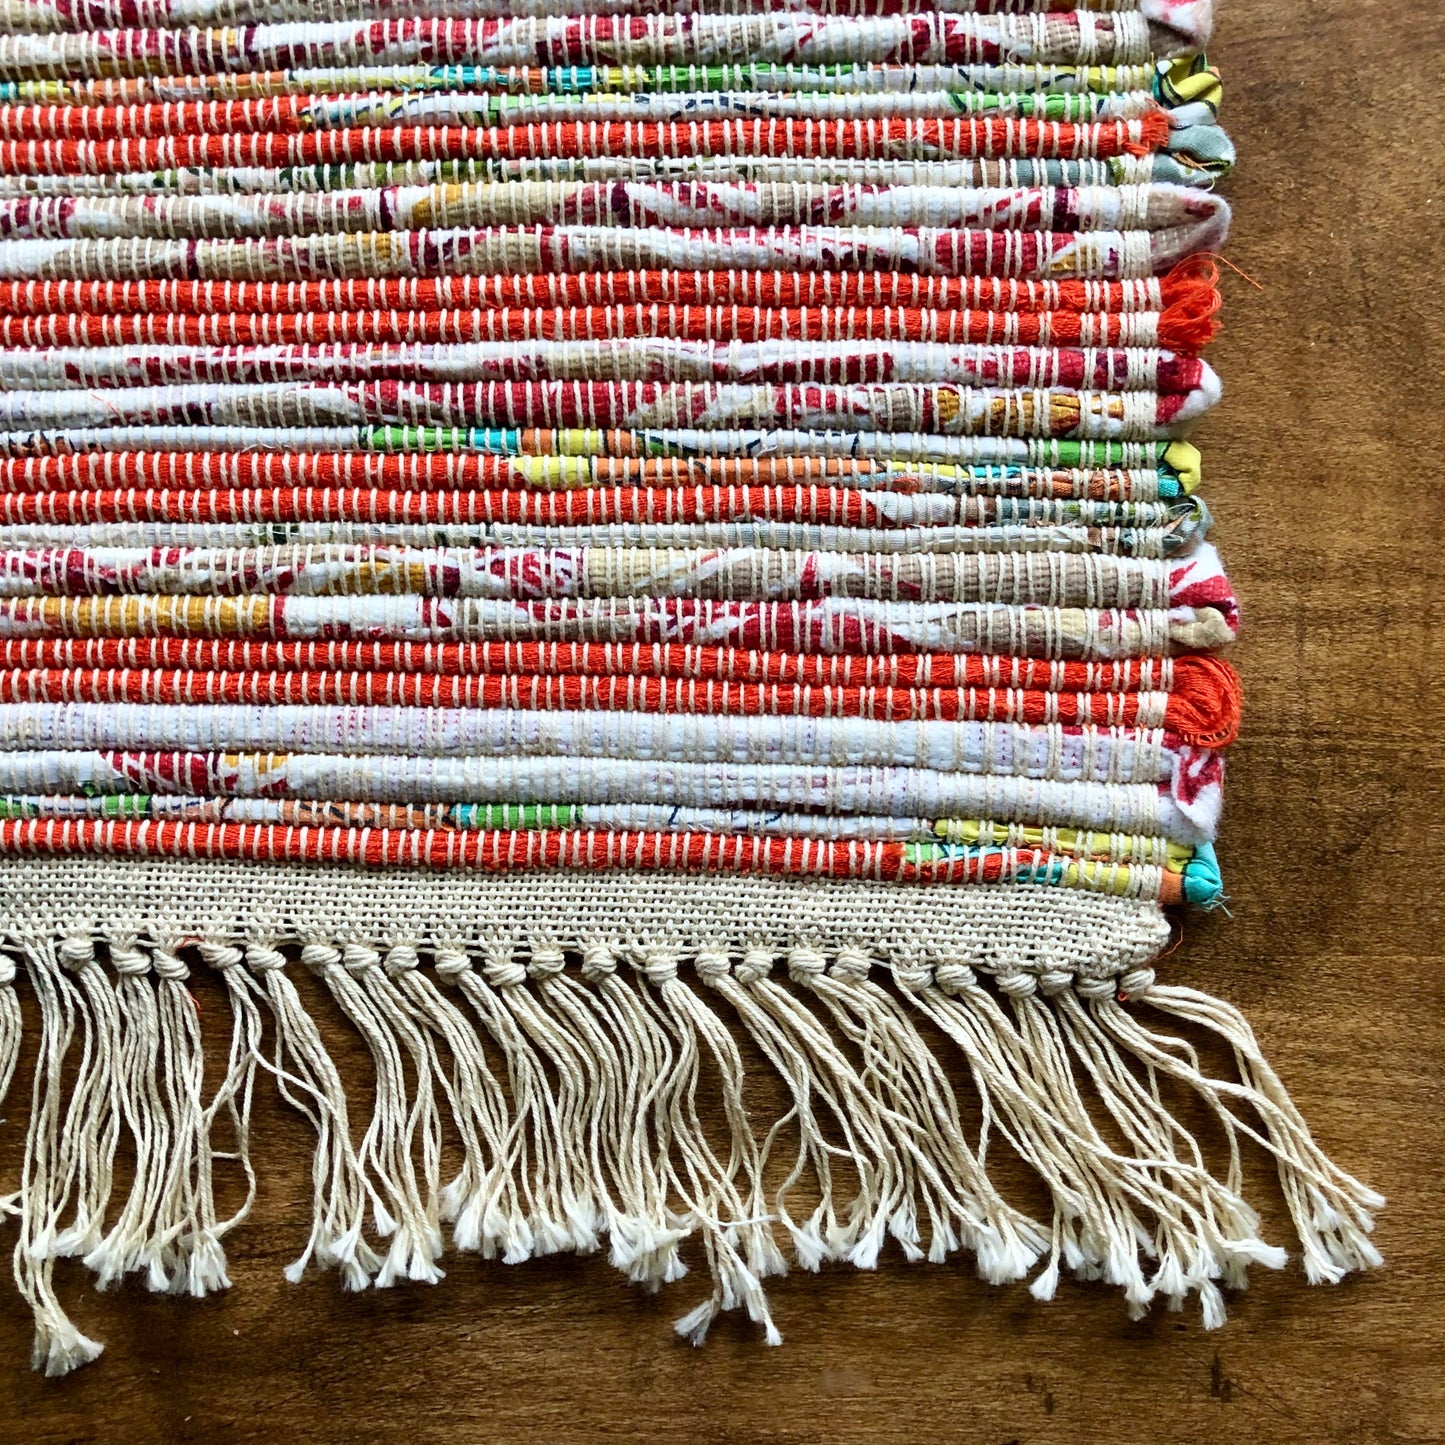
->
[0,932,1382,1375]
[0,954,19,1224]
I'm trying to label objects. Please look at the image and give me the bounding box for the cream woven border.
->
[0,856,1169,981]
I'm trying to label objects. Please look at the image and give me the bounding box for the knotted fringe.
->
[0,924,1382,1376]
[2,931,262,1374]
[0,954,18,1217]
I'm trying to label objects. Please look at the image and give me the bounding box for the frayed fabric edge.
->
[0,857,1381,1376]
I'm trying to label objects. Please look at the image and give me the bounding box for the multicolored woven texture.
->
[0,0,1381,1376]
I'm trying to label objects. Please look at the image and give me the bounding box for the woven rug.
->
[0,0,1381,1376]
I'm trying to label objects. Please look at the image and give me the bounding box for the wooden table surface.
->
[3,1,1443,1439]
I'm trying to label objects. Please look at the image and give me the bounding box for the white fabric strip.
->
[0,705,1177,778]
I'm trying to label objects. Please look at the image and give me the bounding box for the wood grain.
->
[2,1,1443,1438]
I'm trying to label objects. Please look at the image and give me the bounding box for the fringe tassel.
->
[460,949,596,1258]
[244,942,381,1290]
[195,943,261,1269]
[0,952,19,1221]
[579,950,695,1286]
[1,940,1382,1376]
[787,948,1047,1276]
[84,940,175,1293]
[537,955,689,1287]
[1101,980,1385,1283]
[13,940,105,1375]
[635,952,778,1343]
[303,942,447,1287]
[48,938,120,1271]
[382,946,514,1262]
